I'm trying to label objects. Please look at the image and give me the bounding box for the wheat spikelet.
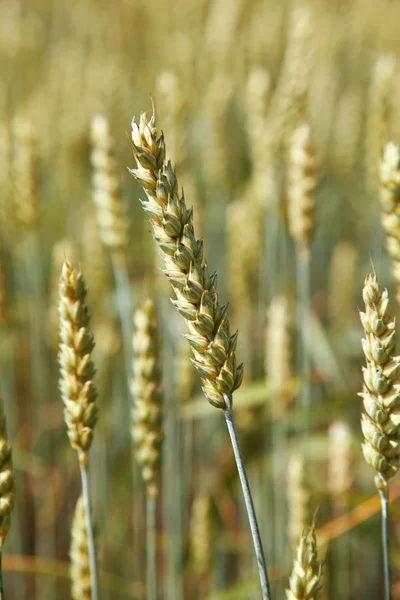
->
[287,453,310,551]
[286,521,323,600]
[190,493,211,576]
[12,117,38,229]
[287,123,317,256]
[0,399,15,545]
[359,273,400,492]
[90,115,128,257]
[58,260,98,466]
[328,241,358,331]
[70,495,92,600]
[327,420,353,513]
[379,142,400,303]
[366,54,396,194]
[265,296,293,414]
[130,110,243,409]
[130,299,163,498]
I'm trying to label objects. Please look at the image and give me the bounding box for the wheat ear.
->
[0,399,15,600]
[286,520,323,600]
[58,260,99,600]
[379,142,400,304]
[70,494,94,600]
[360,273,400,600]
[129,109,271,600]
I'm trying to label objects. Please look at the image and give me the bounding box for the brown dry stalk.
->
[0,400,15,547]
[70,495,92,600]
[58,260,98,466]
[287,123,316,256]
[359,273,400,492]
[90,115,128,257]
[129,110,243,409]
[286,521,323,600]
[379,142,400,303]
[130,299,163,498]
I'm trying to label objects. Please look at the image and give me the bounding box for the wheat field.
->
[0,0,400,598]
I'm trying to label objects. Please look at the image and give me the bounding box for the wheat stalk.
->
[129,108,271,600]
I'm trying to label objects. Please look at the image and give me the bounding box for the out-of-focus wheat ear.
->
[70,495,93,600]
[190,493,211,578]
[328,242,358,332]
[90,115,128,260]
[11,117,38,231]
[366,54,396,195]
[287,123,316,257]
[58,260,98,466]
[379,142,400,304]
[0,122,13,240]
[265,296,294,416]
[0,398,16,599]
[359,273,400,600]
[327,421,353,514]
[130,298,163,498]
[287,453,310,552]
[286,520,323,600]
[155,71,188,168]
[130,299,162,600]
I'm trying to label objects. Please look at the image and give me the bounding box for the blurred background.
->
[0,0,400,598]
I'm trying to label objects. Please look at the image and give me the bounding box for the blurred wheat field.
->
[1,0,400,598]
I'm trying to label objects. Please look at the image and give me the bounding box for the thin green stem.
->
[80,464,99,600]
[379,488,391,600]
[223,395,272,600]
[147,495,157,600]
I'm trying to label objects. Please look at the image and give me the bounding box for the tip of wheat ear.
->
[359,273,400,492]
[58,260,98,466]
[130,109,243,409]
[286,520,323,600]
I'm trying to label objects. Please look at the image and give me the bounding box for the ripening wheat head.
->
[129,110,243,409]
[359,273,400,492]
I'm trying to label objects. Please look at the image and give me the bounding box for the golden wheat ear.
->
[286,519,323,600]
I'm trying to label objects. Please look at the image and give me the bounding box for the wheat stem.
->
[80,464,99,600]
[147,495,157,600]
[223,394,271,600]
[379,489,391,600]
